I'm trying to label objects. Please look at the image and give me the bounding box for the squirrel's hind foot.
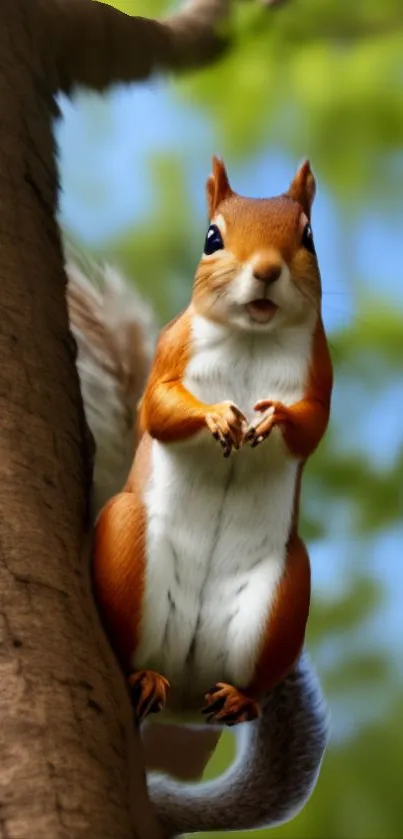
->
[129,670,170,724]
[202,682,259,726]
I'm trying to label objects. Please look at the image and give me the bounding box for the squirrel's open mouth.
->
[246,299,278,324]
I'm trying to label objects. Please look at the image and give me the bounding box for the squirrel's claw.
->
[202,682,259,726]
[246,400,288,447]
[129,670,170,725]
[245,407,275,447]
[206,402,247,457]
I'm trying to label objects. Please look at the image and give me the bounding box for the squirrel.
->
[67,157,332,837]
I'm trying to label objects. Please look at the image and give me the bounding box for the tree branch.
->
[45,0,234,93]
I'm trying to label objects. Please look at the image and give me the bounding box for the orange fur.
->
[280,318,332,458]
[244,533,311,698]
[139,309,246,446]
[286,160,316,219]
[124,431,152,493]
[193,161,322,327]
[93,492,146,674]
[139,310,206,442]
[206,155,232,217]
[250,318,332,460]
[93,157,333,725]
[196,196,305,284]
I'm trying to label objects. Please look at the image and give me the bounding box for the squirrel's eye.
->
[204,224,224,256]
[301,222,316,255]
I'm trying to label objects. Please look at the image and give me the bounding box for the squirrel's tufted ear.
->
[206,156,232,218]
[286,160,316,219]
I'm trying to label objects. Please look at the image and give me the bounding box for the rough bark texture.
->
[0,2,145,837]
[0,1,237,837]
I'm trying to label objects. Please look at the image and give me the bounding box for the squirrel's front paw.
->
[206,401,247,457]
[202,682,259,726]
[245,399,289,448]
[129,669,170,725]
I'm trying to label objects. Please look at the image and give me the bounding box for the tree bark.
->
[43,0,231,93]
[0,2,145,836]
[0,1,242,837]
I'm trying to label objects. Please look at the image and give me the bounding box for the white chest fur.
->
[184,314,313,416]
[135,315,314,711]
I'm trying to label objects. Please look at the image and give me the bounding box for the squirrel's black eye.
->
[204,224,224,256]
[301,223,316,255]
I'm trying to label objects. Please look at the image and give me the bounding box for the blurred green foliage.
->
[103,0,403,202]
[73,2,403,837]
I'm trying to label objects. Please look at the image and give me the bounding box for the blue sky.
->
[56,81,403,315]
[55,80,403,736]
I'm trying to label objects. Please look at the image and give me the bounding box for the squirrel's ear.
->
[286,160,316,219]
[206,156,232,218]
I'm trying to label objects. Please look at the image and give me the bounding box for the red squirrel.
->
[90,157,332,834]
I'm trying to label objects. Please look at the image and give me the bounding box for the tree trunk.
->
[0,1,238,837]
[0,2,149,837]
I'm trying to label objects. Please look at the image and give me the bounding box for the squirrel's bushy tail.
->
[65,242,157,514]
[149,652,329,837]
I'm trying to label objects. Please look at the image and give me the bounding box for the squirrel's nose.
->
[253,263,282,286]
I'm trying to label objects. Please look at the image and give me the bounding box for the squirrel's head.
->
[193,156,321,333]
